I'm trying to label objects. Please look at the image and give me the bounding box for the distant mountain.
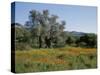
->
[64,31,86,37]
[70,31,86,37]
[11,23,24,28]
[11,23,22,26]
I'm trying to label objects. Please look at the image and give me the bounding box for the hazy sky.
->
[13,2,97,33]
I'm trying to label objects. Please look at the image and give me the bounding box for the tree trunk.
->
[39,36,42,48]
[45,36,51,48]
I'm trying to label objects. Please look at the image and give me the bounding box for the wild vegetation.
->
[11,10,97,73]
[15,47,97,73]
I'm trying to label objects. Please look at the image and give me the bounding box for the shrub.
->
[15,42,32,50]
[78,42,87,47]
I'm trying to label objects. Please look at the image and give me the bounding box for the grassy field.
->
[15,46,97,73]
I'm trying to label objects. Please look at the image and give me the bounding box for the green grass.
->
[15,46,97,73]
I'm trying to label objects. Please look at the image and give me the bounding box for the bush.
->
[78,42,87,47]
[15,42,32,50]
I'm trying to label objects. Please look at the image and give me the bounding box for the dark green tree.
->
[65,36,76,46]
[77,33,97,48]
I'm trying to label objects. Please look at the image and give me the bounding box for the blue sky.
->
[14,2,97,33]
